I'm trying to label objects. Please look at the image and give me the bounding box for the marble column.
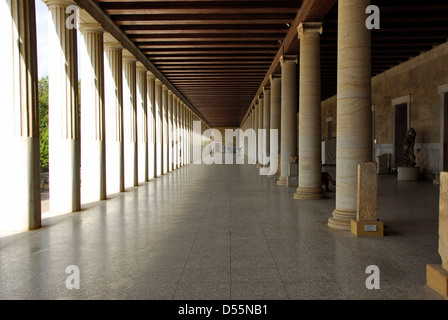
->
[270,74,281,176]
[263,87,271,167]
[173,96,178,170]
[147,72,156,179]
[176,97,181,168]
[167,90,173,172]
[0,0,41,231]
[104,41,124,195]
[181,103,186,166]
[254,102,259,165]
[258,96,264,166]
[155,79,163,176]
[122,51,138,187]
[278,55,298,186]
[162,85,168,174]
[79,23,106,204]
[294,23,326,200]
[44,0,81,214]
[136,63,148,183]
[328,0,372,229]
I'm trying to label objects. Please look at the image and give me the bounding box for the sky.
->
[35,0,49,78]
[35,0,82,79]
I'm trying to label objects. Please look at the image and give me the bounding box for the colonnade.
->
[0,0,203,232]
[241,0,373,230]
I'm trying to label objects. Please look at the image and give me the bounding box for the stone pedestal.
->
[397,166,420,181]
[427,171,448,298]
[351,162,384,237]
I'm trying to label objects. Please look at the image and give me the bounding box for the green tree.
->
[38,76,49,172]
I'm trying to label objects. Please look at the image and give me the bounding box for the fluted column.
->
[0,0,41,231]
[79,23,106,204]
[104,41,124,194]
[258,96,264,166]
[173,96,178,169]
[270,74,281,176]
[181,103,186,166]
[278,55,298,186]
[167,90,173,172]
[162,85,168,174]
[263,87,271,168]
[328,0,372,229]
[122,51,138,187]
[155,79,163,176]
[44,0,80,214]
[294,23,326,200]
[136,63,148,183]
[147,72,156,179]
[176,97,181,168]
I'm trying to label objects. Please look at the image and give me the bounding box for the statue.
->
[403,128,417,167]
[290,154,298,164]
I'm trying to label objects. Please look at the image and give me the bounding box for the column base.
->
[350,219,384,237]
[294,187,326,200]
[277,176,287,186]
[427,264,448,298]
[328,209,356,230]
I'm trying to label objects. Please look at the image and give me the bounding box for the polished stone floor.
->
[0,156,444,300]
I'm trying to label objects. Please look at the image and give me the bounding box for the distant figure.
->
[322,172,336,192]
[403,128,417,167]
[290,155,298,164]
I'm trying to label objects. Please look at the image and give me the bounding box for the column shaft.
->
[278,56,298,185]
[329,0,372,229]
[136,65,148,183]
[123,54,138,187]
[162,86,168,174]
[45,0,81,213]
[0,0,41,231]
[155,79,163,176]
[147,73,156,179]
[80,24,106,203]
[263,88,271,167]
[167,90,173,172]
[104,42,124,194]
[294,23,326,200]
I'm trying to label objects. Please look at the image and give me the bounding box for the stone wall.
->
[321,41,448,176]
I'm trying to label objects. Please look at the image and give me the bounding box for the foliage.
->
[38,76,49,172]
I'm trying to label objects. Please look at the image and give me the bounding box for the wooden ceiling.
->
[95,0,301,127]
[88,0,448,127]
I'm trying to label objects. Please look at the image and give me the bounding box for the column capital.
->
[155,78,162,86]
[43,0,76,7]
[136,62,147,71]
[270,74,281,82]
[162,85,168,91]
[147,71,156,79]
[258,95,264,101]
[297,22,323,38]
[168,90,173,96]
[280,55,298,66]
[122,50,137,62]
[78,23,104,34]
[104,41,123,50]
[263,86,271,94]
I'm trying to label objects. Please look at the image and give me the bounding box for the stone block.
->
[376,153,389,174]
[440,172,448,271]
[427,264,448,298]
[288,163,298,177]
[287,176,298,187]
[351,219,384,237]
[357,162,378,222]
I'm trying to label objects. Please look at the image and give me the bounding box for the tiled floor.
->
[0,156,444,300]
